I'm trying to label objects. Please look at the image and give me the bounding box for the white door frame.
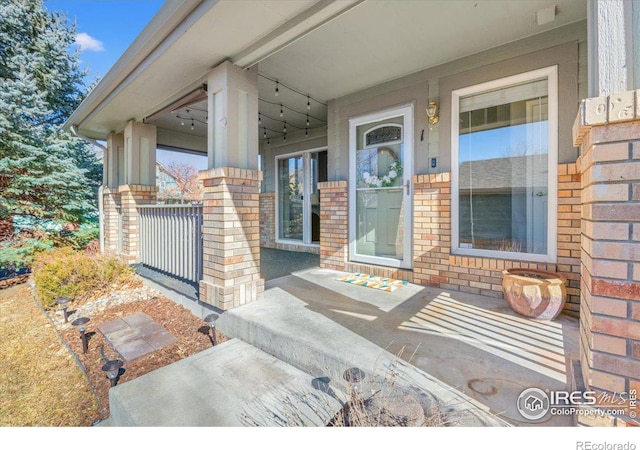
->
[275,146,327,247]
[348,104,414,269]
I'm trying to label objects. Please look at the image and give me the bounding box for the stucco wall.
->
[327,20,587,180]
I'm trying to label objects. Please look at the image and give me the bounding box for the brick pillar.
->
[259,192,275,248]
[119,185,157,264]
[102,187,121,257]
[413,173,451,287]
[199,167,264,310]
[573,90,640,425]
[556,163,582,315]
[318,181,348,271]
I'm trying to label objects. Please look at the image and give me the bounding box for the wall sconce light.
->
[426,101,439,128]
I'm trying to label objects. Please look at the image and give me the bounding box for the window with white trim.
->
[451,66,558,262]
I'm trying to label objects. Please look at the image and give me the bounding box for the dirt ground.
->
[0,279,225,426]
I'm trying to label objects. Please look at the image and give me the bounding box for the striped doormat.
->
[337,273,408,292]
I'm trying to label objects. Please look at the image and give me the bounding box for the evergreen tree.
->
[0,0,101,231]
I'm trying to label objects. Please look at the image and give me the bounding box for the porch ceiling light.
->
[426,101,439,127]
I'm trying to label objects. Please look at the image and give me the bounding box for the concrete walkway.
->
[269,268,580,426]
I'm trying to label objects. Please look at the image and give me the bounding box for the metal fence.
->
[137,204,203,283]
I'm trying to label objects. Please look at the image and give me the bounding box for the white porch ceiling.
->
[258,0,587,101]
[70,0,587,143]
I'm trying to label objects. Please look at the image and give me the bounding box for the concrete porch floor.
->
[267,267,580,426]
[133,249,579,426]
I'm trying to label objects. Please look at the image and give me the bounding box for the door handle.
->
[406,180,411,195]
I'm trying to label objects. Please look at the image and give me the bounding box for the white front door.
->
[349,105,413,269]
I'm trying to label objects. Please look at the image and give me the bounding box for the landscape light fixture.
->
[56,297,71,323]
[343,367,366,400]
[204,313,220,346]
[72,317,90,354]
[101,359,124,387]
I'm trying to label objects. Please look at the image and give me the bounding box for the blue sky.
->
[46,0,164,83]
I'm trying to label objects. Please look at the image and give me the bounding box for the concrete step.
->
[106,338,343,426]
[217,287,510,427]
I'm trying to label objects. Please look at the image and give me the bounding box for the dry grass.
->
[0,284,101,426]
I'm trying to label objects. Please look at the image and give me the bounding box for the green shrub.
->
[0,233,54,272]
[51,222,100,250]
[32,247,137,309]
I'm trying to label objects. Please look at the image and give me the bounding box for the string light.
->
[306,114,310,127]
[307,95,311,110]
[263,127,267,138]
[190,119,194,130]
[267,137,270,145]
[258,113,262,125]
[279,104,284,117]
[275,81,279,96]
[283,133,287,141]
[283,121,287,133]
[305,128,309,136]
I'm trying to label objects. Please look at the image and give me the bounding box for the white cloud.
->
[75,33,105,52]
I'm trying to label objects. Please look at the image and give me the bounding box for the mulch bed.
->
[53,285,227,422]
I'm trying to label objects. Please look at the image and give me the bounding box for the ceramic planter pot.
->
[502,268,567,320]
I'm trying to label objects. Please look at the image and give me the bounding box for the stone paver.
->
[98,312,176,362]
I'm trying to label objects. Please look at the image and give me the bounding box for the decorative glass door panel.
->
[349,106,413,268]
[277,150,327,245]
[278,156,304,241]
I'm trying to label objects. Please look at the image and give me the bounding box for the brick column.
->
[259,192,275,248]
[102,187,121,257]
[413,173,451,287]
[199,167,264,310]
[119,185,157,264]
[318,181,348,271]
[556,163,582,315]
[573,90,640,425]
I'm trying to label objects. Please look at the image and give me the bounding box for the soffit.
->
[258,0,587,101]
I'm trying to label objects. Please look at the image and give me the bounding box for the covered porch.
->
[65,0,640,427]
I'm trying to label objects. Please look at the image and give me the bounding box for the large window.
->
[451,67,558,262]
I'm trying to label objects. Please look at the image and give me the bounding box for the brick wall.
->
[317,167,581,309]
[259,192,320,254]
[576,118,640,402]
[557,163,582,314]
[118,185,157,264]
[572,90,640,426]
[318,181,348,271]
[411,169,581,313]
[199,167,264,310]
[259,193,275,248]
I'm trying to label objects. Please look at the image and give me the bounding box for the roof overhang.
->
[65,0,587,142]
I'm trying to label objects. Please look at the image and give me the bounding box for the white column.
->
[206,61,259,170]
[588,0,640,97]
[124,120,157,186]
[106,132,124,188]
